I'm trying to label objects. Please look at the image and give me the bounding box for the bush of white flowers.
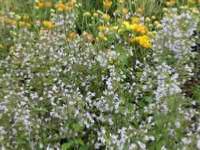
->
[0,5,200,150]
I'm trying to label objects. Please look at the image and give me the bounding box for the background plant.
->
[0,0,200,149]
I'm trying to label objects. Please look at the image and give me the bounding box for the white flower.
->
[197,139,200,150]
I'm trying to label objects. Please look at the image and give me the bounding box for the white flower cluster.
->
[0,8,199,150]
[154,63,181,101]
[153,9,198,58]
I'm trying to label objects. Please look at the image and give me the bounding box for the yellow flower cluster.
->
[103,0,112,10]
[66,31,77,41]
[0,44,4,49]
[18,21,31,28]
[166,0,176,6]
[122,20,148,34]
[188,0,200,4]
[1,15,31,28]
[55,2,66,11]
[102,13,111,21]
[120,17,152,48]
[117,0,125,3]
[82,31,94,43]
[4,18,17,26]
[97,32,108,41]
[42,20,55,29]
[34,0,52,9]
[55,0,76,12]
[132,35,152,49]
[34,0,76,12]
[98,25,109,32]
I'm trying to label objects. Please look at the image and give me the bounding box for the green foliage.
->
[0,0,200,149]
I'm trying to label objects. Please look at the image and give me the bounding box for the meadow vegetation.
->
[0,0,200,149]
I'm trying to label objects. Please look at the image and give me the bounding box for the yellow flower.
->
[132,24,148,34]
[148,31,157,38]
[55,2,66,12]
[122,21,148,34]
[122,8,128,15]
[136,7,144,14]
[131,16,140,24]
[66,0,76,11]
[132,35,152,48]
[44,1,52,8]
[65,5,73,12]
[145,17,151,22]
[98,25,108,32]
[122,21,132,30]
[118,0,124,3]
[151,16,156,20]
[55,0,76,12]
[191,8,199,14]
[5,18,17,26]
[66,31,77,41]
[83,12,91,17]
[68,0,77,6]
[42,20,55,29]
[34,1,45,9]
[0,44,3,49]
[98,26,105,32]
[19,21,31,28]
[102,13,110,21]
[103,0,112,10]
[93,12,99,17]
[166,0,176,6]
[82,31,94,42]
[110,25,118,32]
[97,32,107,41]
[154,21,162,29]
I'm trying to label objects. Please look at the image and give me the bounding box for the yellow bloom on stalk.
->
[191,8,199,14]
[34,1,45,9]
[148,31,157,38]
[102,13,110,21]
[122,21,148,34]
[103,0,112,10]
[154,21,162,29]
[131,16,140,24]
[5,18,17,26]
[132,24,148,34]
[83,12,91,17]
[145,17,151,22]
[122,21,133,30]
[98,25,108,32]
[118,0,125,3]
[110,25,118,32]
[42,20,55,29]
[82,31,94,42]
[35,1,52,9]
[97,32,107,41]
[132,35,152,48]
[136,7,144,15]
[151,16,156,20]
[55,2,66,12]
[0,44,3,49]
[122,8,128,15]
[188,0,196,4]
[55,0,76,12]
[66,0,76,11]
[166,0,176,6]
[19,21,31,28]
[93,12,99,17]
[0,16,4,22]
[66,31,77,41]
[44,1,52,8]
[68,0,77,6]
